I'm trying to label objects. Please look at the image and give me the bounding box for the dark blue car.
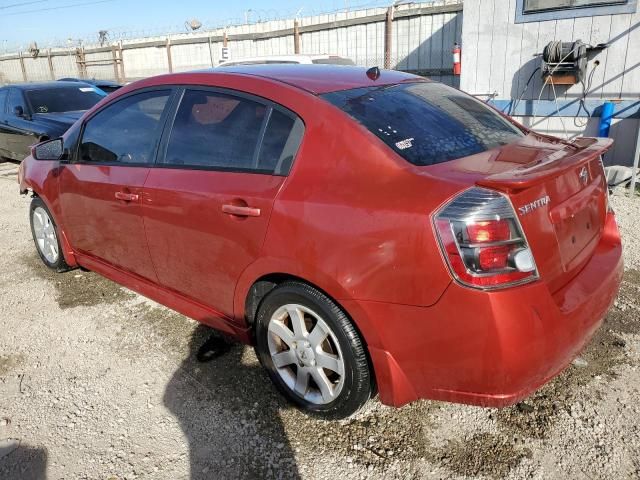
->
[0,81,105,161]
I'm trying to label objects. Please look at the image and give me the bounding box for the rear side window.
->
[163,89,303,174]
[322,82,523,166]
[258,109,303,173]
[79,90,170,164]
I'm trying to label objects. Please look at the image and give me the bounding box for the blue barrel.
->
[599,101,615,137]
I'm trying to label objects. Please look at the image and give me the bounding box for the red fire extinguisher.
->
[452,42,461,76]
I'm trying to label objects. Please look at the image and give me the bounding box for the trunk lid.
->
[428,134,612,293]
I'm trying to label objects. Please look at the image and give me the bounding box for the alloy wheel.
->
[32,206,59,264]
[267,304,345,405]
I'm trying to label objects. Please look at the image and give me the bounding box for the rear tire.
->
[255,281,373,419]
[29,197,70,272]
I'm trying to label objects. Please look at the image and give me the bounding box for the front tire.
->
[29,197,70,272]
[255,281,373,419]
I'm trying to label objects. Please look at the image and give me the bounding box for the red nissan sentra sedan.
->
[18,65,623,419]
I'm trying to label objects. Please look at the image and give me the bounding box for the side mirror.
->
[13,106,25,117]
[33,138,63,161]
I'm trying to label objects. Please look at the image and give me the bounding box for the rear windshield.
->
[26,87,105,114]
[322,82,523,166]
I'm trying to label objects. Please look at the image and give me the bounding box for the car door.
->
[3,88,37,160]
[58,88,174,281]
[143,87,304,319]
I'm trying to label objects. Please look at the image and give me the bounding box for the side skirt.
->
[74,252,252,343]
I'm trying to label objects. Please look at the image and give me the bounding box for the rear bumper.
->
[347,213,623,408]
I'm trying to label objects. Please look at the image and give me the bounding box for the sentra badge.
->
[519,195,550,216]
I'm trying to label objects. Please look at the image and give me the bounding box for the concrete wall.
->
[460,0,640,166]
[0,1,463,87]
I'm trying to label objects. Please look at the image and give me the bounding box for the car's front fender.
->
[19,156,78,268]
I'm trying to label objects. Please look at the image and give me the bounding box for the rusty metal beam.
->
[384,6,394,69]
[117,42,125,82]
[47,49,55,80]
[18,52,27,82]
[294,20,301,54]
[166,38,173,73]
[111,46,120,82]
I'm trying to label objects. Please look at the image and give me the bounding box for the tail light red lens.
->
[434,188,539,289]
[478,245,510,270]
[466,219,510,243]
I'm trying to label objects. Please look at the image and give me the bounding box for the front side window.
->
[78,90,170,164]
[323,82,523,167]
[26,87,105,114]
[163,89,303,174]
[7,89,26,113]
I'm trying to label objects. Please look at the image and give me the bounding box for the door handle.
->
[222,204,261,217]
[115,191,139,202]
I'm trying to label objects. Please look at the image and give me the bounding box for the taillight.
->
[434,187,539,289]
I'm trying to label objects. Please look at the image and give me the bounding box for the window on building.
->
[524,0,626,12]
[516,0,636,22]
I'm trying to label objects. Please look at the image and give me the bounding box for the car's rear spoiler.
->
[477,137,613,192]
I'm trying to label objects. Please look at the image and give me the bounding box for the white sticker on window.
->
[79,87,95,92]
[395,138,414,150]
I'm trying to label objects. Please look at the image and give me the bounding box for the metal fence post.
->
[75,47,86,78]
[18,52,28,82]
[47,49,55,80]
[208,36,215,67]
[384,6,394,69]
[111,45,120,82]
[117,42,125,82]
[166,37,173,73]
[294,20,301,54]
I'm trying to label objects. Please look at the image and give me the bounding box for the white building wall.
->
[460,0,640,166]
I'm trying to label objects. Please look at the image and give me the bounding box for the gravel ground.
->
[1,163,639,480]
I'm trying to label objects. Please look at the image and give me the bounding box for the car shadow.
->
[0,442,47,480]
[162,324,301,480]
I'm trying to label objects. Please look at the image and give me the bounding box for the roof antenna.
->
[366,66,381,81]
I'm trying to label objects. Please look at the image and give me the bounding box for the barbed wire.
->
[1,0,406,52]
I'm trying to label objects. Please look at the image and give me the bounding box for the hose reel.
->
[542,40,588,85]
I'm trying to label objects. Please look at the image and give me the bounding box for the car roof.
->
[2,81,95,90]
[217,54,351,66]
[187,65,424,95]
[58,78,121,87]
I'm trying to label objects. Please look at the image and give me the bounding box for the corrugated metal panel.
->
[1,1,462,86]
